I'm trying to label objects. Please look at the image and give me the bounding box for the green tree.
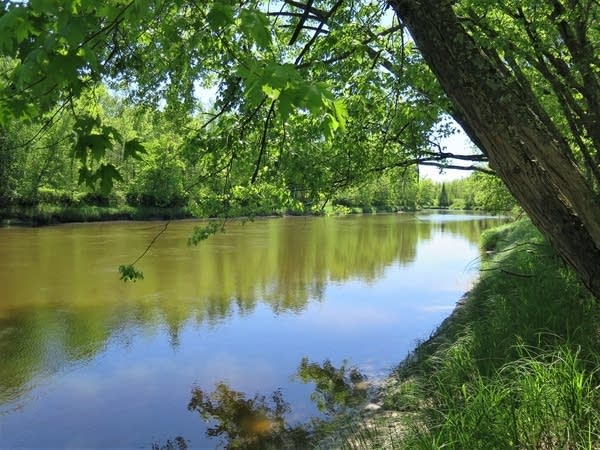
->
[470,173,517,212]
[438,183,449,208]
[417,178,437,208]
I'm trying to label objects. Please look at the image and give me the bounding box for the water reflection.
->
[188,383,306,449]
[296,358,369,416]
[188,359,367,449]
[0,213,504,447]
[152,437,188,450]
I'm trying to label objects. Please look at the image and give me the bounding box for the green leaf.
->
[277,85,304,122]
[95,163,123,194]
[266,62,298,89]
[207,3,234,31]
[77,133,111,161]
[262,84,280,100]
[303,84,325,113]
[30,0,59,14]
[74,115,100,134]
[123,138,147,160]
[78,166,93,187]
[49,53,84,81]
[321,114,339,138]
[237,57,263,82]
[102,125,123,142]
[96,5,122,20]
[332,99,348,130]
[62,16,87,46]
[239,9,271,49]
[78,46,100,72]
[188,222,222,247]
[0,9,34,46]
[119,264,144,282]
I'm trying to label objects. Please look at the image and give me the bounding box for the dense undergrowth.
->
[356,219,600,449]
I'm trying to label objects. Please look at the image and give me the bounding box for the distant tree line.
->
[333,172,516,213]
[0,85,514,217]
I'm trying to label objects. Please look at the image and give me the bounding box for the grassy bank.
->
[332,219,600,449]
[1,199,506,227]
[0,202,411,226]
[0,204,195,226]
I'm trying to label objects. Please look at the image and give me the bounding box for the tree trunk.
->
[389,0,600,299]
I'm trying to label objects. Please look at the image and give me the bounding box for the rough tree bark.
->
[389,0,600,299]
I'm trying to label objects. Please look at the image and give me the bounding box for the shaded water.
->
[0,213,503,448]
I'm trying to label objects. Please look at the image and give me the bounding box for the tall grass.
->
[377,220,600,449]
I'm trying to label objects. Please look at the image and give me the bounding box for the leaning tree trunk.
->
[389,0,600,299]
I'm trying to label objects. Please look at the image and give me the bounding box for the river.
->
[0,212,503,448]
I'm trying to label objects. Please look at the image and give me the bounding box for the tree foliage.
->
[438,183,449,209]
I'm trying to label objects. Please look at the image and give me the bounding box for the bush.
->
[78,190,125,207]
[449,198,467,210]
[127,155,188,208]
[126,191,188,208]
[36,187,78,206]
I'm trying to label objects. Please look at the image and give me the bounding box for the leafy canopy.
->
[0,0,470,198]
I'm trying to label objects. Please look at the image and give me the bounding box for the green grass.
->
[353,219,600,449]
[0,204,194,225]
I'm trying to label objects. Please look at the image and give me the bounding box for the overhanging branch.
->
[418,161,494,174]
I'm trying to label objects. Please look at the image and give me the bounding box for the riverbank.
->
[0,202,503,227]
[325,219,600,448]
[0,204,197,226]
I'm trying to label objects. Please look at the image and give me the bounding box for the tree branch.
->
[418,161,494,174]
[288,0,316,45]
[251,100,276,184]
[130,221,170,267]
[282,0,328,20]
[294,0,345,64]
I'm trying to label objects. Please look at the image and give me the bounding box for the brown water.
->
[0,212,503,448]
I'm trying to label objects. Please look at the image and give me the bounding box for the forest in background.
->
[0,86,515,221]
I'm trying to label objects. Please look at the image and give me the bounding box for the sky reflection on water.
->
[0,213,504,448]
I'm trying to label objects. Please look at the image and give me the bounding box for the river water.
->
[0,212,502,448]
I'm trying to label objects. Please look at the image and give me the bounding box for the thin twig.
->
[480,267,534,278]
[251,100,276,183]
[130,221,170,266]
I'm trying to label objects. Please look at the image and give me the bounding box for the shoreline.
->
[327,219,600,448]
[0,204,504,228]
[0,205,196,227]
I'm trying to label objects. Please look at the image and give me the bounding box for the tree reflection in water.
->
[296,358,369,416]
[187,359,369,449]
[151,436,188,450]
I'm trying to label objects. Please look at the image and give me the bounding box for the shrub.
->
[36,187,78,206]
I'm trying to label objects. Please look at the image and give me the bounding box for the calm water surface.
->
[0,213,503,448]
